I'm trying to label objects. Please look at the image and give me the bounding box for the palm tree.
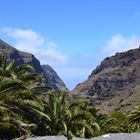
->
[42,92,100,139]
[86,105,106,135]
[0,55,50,139]
[39,92,66,135]
[0,77,34,139]
[0,55,43,86]
[103,111,129,134]
[64,99,100,139]
[128,102,140,132]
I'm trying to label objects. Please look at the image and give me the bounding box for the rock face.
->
[72,47,140,113]
[0,39,68,92]
[42,65,68,92]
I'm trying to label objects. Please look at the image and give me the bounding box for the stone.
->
[26,135,67,140]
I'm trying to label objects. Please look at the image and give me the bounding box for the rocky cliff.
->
[42,65,68,92]
[0,39,68,92]
[71,47,140,113]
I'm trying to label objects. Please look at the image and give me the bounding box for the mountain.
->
[71,47,140,113]
[0,39,68,92]
[42,64,69,92]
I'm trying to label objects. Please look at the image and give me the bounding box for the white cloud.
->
[103,34,140,56]
[2,27,68,65]
[39,42,68,65]
[2,27,44,52]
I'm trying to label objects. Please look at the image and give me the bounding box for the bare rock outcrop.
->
[71,47,140,113]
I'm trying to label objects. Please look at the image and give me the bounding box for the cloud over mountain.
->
[2,27,68,65]
[103,34,140,56]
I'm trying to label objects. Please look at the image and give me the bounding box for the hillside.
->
[42,64,69,92]
[71,47,140,113]
[0,39,68,92]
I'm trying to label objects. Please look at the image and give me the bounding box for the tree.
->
[64,99,100,139]
[41,92,101,139]
[128,102,140,132]
[102,111,129,134]
[0,55,49,139]
[0,77,36,139]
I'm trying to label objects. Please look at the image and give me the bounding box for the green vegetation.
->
[0,55,140,140]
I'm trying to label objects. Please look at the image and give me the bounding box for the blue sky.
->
[0,0,140,90]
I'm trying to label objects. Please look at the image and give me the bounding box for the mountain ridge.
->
[0,39,68,92]
[71,47,140,113]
